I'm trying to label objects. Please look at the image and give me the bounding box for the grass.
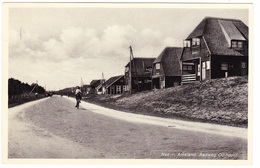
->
[8,94,47,108]
[84,76,248,127]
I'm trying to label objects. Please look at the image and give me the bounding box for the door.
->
[221,62,228,78]
[241,62,247,76]
[152,78,160,89]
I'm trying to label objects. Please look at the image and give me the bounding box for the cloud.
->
[101,25,136,54]
[60,27,88,58]
[9,25,181,88]
[9,25,180,62]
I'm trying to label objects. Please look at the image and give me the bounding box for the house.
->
[125,57,155,93]
[96,82,106,94]
[104,75,126,94]
[152,47,182,89]
[181,17,248,84]
[89,79,105,94]
[81,84,91,95]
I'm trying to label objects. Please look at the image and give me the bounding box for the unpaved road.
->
[8,96,247,159]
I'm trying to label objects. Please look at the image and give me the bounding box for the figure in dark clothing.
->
[75,86,82,109]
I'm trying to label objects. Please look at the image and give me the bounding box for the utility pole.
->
[129,46,139,94]
[81,77,85,94]
[101,71,105,94]
[36,80,38,93]
[81,77,84,88]
[29,80,38,95]
[129,46,132,95]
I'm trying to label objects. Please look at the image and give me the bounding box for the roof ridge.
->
[164,46,183,49]
[133,57,156,59]
[204,16,242,22]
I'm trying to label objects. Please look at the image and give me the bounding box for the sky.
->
[7,4,249,91]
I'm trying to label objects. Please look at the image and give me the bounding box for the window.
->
[197,64,201,76]
[116,86,121,93]
[192,38,200,47]
[221,63,228,70]
[231,41,237,48]
[241,62,246,69]
[183,65,188,71]
[206,61,210,70]
[123,85,128,91]
[155,63,160,70]
[134,80,142,84]
[145,67,152,72]
[144,79,152,83]
[187,66,193,71]
[232,41,244,49]
[183,65,193,71]
[202,62,206,69]
[125,67,129,72]
[238,41,243,48]
[183,40,191,47]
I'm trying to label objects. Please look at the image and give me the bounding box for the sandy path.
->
[8,98,100,158]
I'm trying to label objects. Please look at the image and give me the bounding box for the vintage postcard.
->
[2,2,253,165]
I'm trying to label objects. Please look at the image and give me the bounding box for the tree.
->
[8,78,22,96]
[8,78,46,97]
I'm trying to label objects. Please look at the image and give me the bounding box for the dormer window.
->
[231,40,244,49]
[183,40,191,48]
[192,38,200,47]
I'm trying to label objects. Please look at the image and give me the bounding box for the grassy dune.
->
[84,76,248,127]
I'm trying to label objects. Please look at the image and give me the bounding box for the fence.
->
[181,74,197,84]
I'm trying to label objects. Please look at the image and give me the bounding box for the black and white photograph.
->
[2,2,254,165]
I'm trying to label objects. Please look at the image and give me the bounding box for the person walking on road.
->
[75,86,82,109]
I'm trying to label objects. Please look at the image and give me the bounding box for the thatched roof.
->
[104,75,124,88]
[154,47,182,76]
[186,17,248,56]
[89,80,102,88]
[125,57,155,77]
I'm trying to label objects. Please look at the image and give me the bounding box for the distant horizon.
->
[6,3,250,90]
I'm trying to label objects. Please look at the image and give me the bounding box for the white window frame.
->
[197,64,201,76]
[206,61,210,70]
[183,40,191,47]
[192,38,200,47]
[123,85,128,91]
[116,85,121,93]
[156,63,160,70]
[202,62,206,69]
